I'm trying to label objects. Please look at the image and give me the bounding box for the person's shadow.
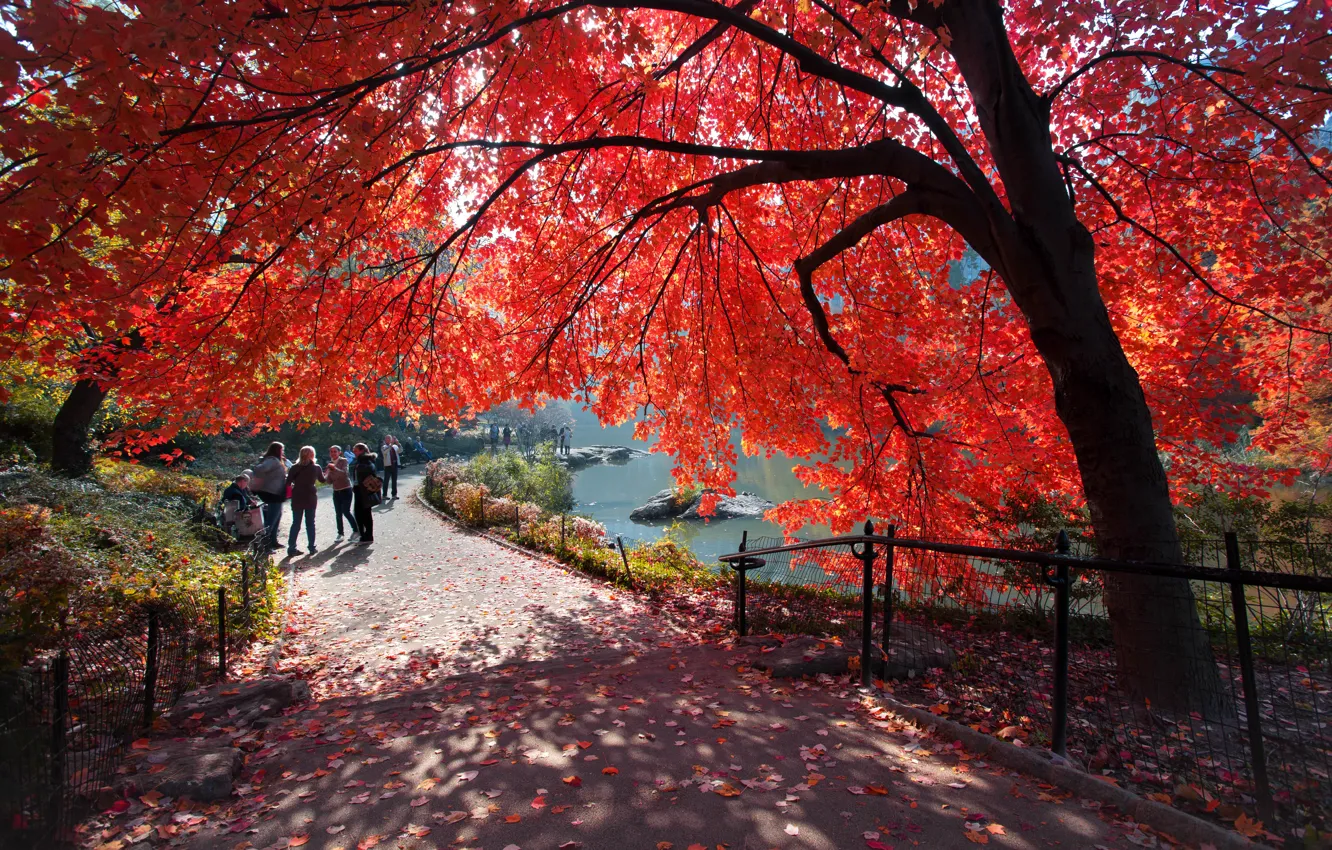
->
[322,542,373,576]
[283,539,373,576]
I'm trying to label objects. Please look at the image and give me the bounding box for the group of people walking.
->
[486,422,574,455]
[222,436,407,555]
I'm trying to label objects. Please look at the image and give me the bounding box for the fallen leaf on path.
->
[602,767,619,775]
[505,814,522,823]
[1233,814,1264,838]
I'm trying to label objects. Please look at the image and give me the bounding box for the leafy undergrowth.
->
[423,457,728,607]
[737,579,1328,842]
[877,616,1327,845]
[0,461,282,668]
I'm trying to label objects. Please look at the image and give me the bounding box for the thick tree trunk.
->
[51,378,108,477]
[1037,264,1230,718]
[940,0,1228,717]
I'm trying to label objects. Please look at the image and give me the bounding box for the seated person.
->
[413,437,432,460]
[221,472,259,511]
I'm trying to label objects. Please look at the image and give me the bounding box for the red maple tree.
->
[2,0,1329,708]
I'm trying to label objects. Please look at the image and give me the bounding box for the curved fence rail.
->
[720,527,1332,838]
[0,534,273,848]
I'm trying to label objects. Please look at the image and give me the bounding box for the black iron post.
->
[1048,530,1071,757]
[49,650,70,830]
[241,556,251,621]
[516,504,521,536]
[737,530,748,637]
[1225,531,1274,822]
[143,609,160,729]
[851,521,876,688]
[217,587,228,681]
[479,495,485,527]
[616,536,634,589]
[882,524,896,656]
[560,515,567,553]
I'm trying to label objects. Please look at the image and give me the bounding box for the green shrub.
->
[423,461,718,595]
[0,463,282,670]
[454,444,572,512]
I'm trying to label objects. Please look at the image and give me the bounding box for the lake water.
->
[566,408,834,563]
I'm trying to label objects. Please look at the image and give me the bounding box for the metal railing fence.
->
[0,535,274,847]
[720,525,1332,835]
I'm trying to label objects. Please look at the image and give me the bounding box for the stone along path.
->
[101,472,1173,850]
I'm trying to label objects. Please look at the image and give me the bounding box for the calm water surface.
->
[566,408,834,563]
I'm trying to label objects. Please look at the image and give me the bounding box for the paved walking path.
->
[130,473,1170,849]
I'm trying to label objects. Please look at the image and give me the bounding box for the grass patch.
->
[0,461,281,670]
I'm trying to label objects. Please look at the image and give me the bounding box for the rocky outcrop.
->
[749,626,956,680]
[116,743,243,801]
[629,488,775,523]
[559,445,649,470]
[165,677,310,731]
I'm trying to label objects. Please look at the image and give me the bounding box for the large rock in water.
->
[629,488,775,522]
[559,445,649,470]
[752,626,956,680]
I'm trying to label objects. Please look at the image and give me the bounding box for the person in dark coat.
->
[351,442,378,544]
[221,473,258,511]
[284,445,326,555]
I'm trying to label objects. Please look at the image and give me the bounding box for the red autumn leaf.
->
[1,0,1326,714]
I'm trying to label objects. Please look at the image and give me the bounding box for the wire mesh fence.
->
[721,529,1332,838]
[0,534,277,847]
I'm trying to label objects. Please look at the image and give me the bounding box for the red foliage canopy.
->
[2,0,1329,536]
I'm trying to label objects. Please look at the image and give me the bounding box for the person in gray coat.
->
[250,442,289,550]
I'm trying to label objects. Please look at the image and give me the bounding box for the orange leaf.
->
[288,836,309,847]
[602,766,619,775]
[563,775,582,786]
[505,814,522,823]
[964,830,989,843]
[1233,814,1264,838]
